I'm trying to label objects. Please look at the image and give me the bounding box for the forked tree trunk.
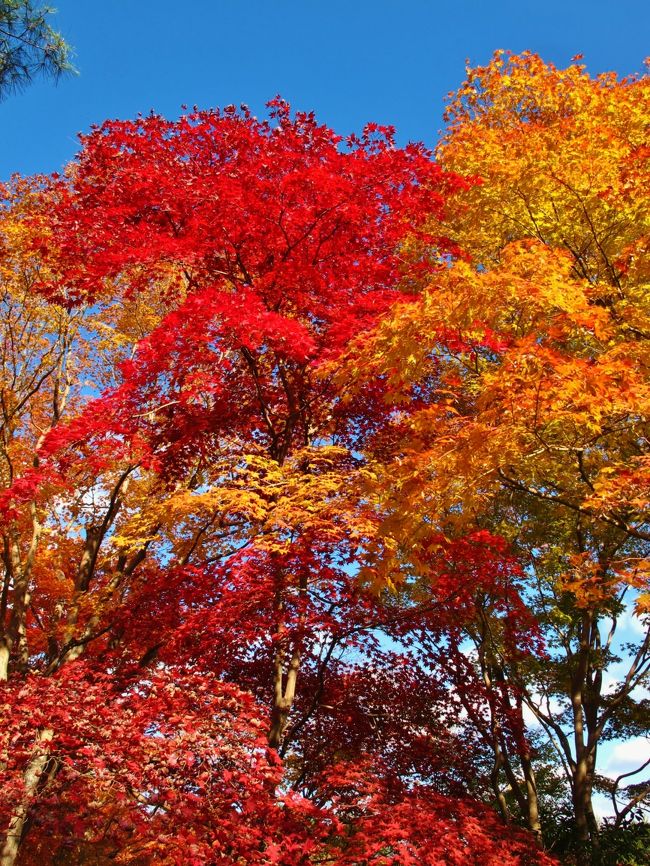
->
[268,570,307,749]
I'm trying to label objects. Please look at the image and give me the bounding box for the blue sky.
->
[2,0,650,179]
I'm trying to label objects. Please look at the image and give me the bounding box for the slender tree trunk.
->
[0,640,9,682]
[571,611,596,866]
[572,755,593,866]
[489,749,510,823]
[477,640,540,830]
[268,569,307,749]
[521,747,542,837]
[0,538,11,682]
[0,729,54,866]
[269,644,302,749]
[513,693,542,837]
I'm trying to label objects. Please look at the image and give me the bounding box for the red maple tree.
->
[0,101,557,865]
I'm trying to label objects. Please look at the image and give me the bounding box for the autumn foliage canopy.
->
[0,54,648,865]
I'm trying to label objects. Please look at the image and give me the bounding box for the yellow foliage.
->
[340,53,650,609]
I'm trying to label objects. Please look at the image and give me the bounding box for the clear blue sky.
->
[2,0,649,180]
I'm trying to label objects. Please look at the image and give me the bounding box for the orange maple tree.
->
[345,52,650,861]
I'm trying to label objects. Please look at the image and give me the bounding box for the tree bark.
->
[268,569,307,749]
[0,728,54,866]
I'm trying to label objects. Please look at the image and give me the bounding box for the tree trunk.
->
[0,728,54,866]
[268,569,307,750]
